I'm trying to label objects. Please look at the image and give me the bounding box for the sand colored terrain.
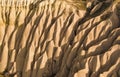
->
[0,0,120,77]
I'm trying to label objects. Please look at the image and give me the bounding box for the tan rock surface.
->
[0,0,120,77]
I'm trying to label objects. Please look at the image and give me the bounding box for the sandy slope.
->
[0,0,120,77]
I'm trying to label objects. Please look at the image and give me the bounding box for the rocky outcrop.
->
[0,0,120,77]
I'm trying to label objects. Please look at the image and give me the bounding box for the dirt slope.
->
[0,0,120,77]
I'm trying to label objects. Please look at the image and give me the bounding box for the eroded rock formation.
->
[0,0,120,77]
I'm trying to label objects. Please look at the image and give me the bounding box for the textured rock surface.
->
[0,0,120,77]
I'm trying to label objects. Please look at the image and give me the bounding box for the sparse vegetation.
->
[65,0,87,10]
[0,75,4,77]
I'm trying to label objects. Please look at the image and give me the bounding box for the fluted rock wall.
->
[0,0,120,77]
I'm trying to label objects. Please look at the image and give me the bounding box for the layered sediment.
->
[0,0,120,77]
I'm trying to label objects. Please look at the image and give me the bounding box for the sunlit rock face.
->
[0,0,120,77]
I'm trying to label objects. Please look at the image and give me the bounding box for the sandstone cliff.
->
[0,0,120,77]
